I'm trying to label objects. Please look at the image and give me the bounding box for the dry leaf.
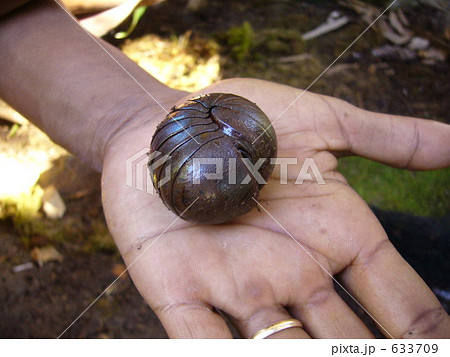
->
[30,246,63,267]
[112,263,128,279]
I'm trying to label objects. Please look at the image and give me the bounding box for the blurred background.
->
[0,0,448,338]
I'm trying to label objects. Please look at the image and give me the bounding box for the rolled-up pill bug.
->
[149,93,277,224]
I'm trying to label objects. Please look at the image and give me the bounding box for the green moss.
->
[12,214,77,248]
[0,185,43,220]
[224,21,255,62]
[1,185,115,253]
[338,157,450,217]
[84,221,116,253]
[255,29,305,56]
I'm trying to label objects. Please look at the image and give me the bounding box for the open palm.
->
[101,78,450,338]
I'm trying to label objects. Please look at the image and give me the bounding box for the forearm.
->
[0,0,186,170]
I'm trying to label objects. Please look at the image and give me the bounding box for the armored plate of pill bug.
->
[149,93,277,224]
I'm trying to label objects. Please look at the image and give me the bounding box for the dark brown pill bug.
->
[149,93,277,224]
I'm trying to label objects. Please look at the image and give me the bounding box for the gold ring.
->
[251,319,303,339]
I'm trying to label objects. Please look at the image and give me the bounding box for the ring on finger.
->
[251,319,303,339]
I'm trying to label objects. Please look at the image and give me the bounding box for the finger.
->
[289,287,374,338]
[157,303,233,338]
[329,97,450,169]
[341,237,450,338]
[232,305,310,339]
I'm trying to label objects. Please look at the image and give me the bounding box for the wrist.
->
[94,87,188,172]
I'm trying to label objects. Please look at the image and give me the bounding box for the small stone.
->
[42,185,66,219]
[408,37,430,51]
[12,262,34,273]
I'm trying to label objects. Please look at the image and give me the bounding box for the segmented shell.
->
[149,93,277,224]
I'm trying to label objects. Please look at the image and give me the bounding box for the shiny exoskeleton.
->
[149,93,277,224]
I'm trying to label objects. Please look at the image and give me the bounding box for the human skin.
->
[1,0,449,338]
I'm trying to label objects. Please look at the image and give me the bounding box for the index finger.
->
[327,97,450,170]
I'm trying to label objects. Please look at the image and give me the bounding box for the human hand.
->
[101,78,450,338]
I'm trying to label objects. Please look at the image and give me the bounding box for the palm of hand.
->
[101,79,449,338]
